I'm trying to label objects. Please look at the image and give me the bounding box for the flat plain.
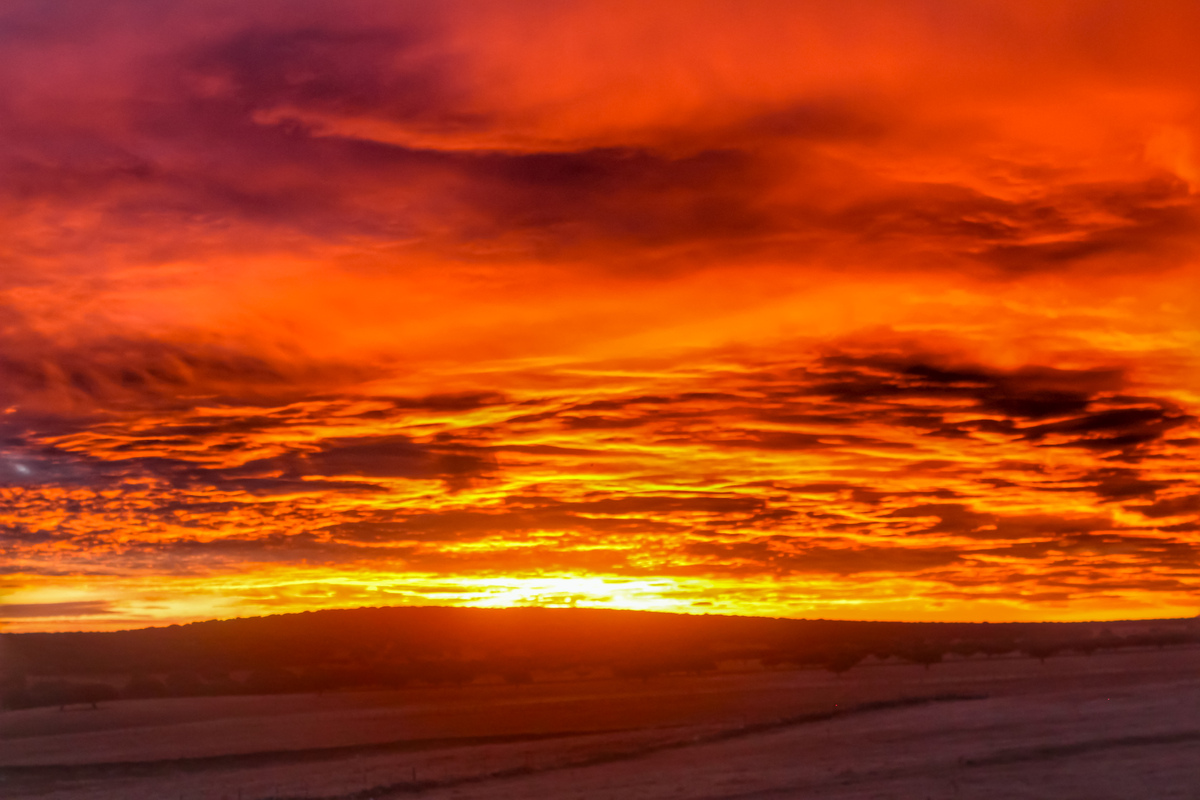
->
[3,647,1199,800]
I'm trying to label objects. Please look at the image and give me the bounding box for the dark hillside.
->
[2,607,1197,709]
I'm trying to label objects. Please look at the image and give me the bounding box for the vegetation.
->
[2,607,1197,711]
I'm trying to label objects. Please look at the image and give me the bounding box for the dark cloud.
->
[1138,494,1200,519]
[887,503,995,536]
[452,146,780,254]
[536,494,767,516]
[1021,405,1191,450]
[814,355,1123,420]
[0,324,361,415]
[0,446,101,487]
[324,506,687,543]
[106,533,380,572]
[979,178,1200,274]
[183,25,458,125]
[884,504,1120,541]
[683,539,963,575]
[788,353,1196,460]
[0,600,115,618]
[292,435,495,486]
[561,415,648,430]
[819,175,1200,276]
[790,482,855,494]
[714,430,829,451]
[0,524,65,546]
[1080,468,1175,501]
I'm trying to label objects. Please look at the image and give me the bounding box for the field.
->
[3,647,1199,799]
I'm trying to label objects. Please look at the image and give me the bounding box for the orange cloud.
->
[3,1,1200,630]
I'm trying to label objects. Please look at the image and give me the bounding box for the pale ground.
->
[2,648,1198,799]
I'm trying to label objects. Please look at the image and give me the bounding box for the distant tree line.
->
[2,607,1198,711]
[793,626,1199,676]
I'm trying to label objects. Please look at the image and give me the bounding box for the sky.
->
[3,0,1200,631]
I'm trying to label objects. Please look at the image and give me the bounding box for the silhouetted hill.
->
[2,607,1198,709]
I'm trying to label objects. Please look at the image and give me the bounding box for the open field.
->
[3,647,1199,799]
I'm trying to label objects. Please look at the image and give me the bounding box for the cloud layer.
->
[4,0,1200,629]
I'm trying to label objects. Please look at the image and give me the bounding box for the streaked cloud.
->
[3,1,1200,629]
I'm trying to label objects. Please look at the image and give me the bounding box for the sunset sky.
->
[4,0,1200,631]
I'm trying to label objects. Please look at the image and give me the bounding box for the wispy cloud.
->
[3,1,1200,629]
